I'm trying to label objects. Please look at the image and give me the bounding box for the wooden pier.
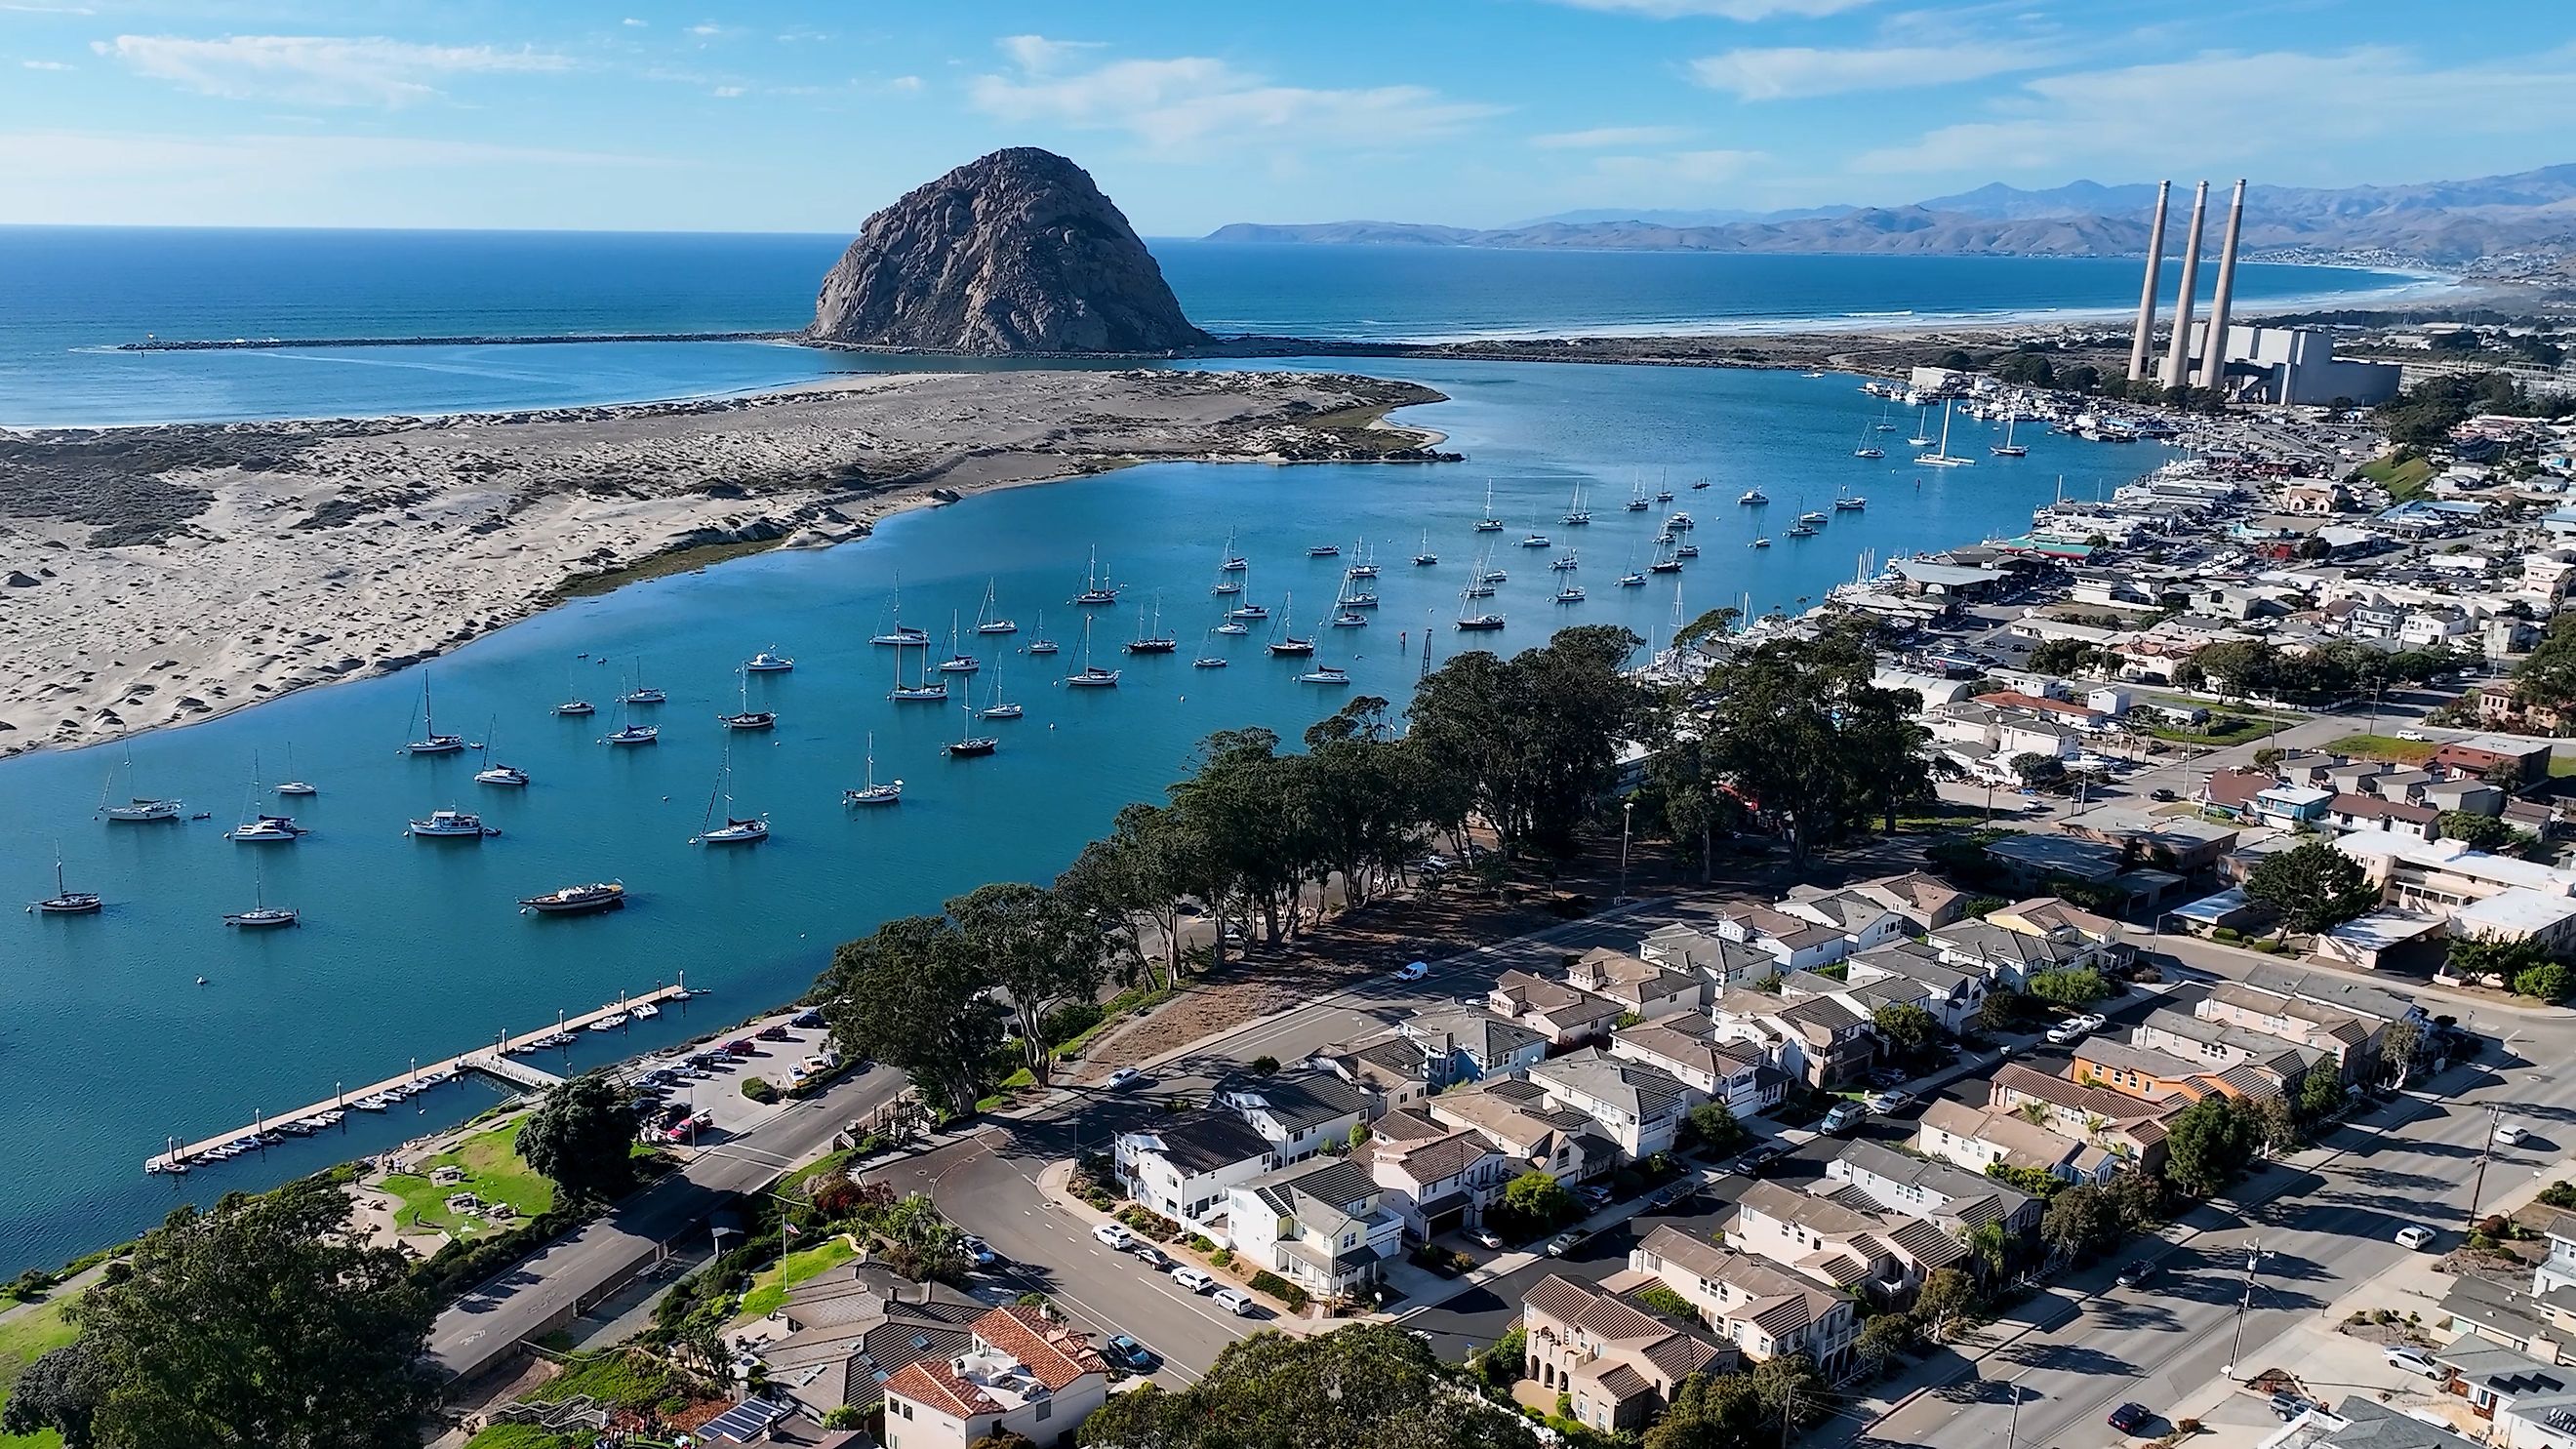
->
[142,984,691,1173]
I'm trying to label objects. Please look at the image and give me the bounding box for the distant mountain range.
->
[1206,165,2576,265]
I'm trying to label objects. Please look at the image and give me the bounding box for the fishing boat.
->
[275,743,317,796]
[98,745,182,823]
[943,695,999,758]
[979,664,1024,720]
[520,881,626,915]
[690,743,768,845]
[843,733,903,806]
[1024,610,1060,655]
[1124,594,1178,654]
[1915,400,1978,467]
[1738,489,1767,505]
[1555,584,1586,603]
[1072,546,1121,606]
[873,576,932,645]
[406,677,466,753]
[1066,616,1121,687]
[223,866,299,928]
[1306,543,1341,558]
[745,650,796,672]
[975,579,1017,634]
[1560,482,1591,526]
[1475,482,1505,532]
[1298,664,1350,685]
[407,809,498,839]
[1412,529,1438,566]
[27,849,101,915]
[1991,412,2029,457]
[474,720,531,785]
[1265,593,1314,657]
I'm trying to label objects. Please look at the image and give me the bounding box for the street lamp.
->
[2221,1237,2266,1378]
[1618,801,1634,904]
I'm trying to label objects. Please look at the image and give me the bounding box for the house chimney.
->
[2197,179,2249,400]
[2127,181,2171,382]
[2159,181,2211,391]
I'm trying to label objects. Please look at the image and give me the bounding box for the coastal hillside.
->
[1207,161,2576,266]
[813,147,1209,353]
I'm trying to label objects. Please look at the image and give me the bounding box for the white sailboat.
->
[620,659,666,706]
[28,846,102,915]
[718,668,778,731]
[871,575,930,647]
[98,745,182,823]
[225,754,306,842]
[1025,609,1060,656]
[980,662,1025,720]
[1560,481,1591,526]
[1991,412,2029,458]
[1072,547,1119,606]
[975,579,1018,634]
[276,743,317,796]
[1915,400,1978,467]
[475,719,530,785]
[406,676,465,753]
[888,640,948,702]
[223,865,299,929]
[691,742,768,845]
[937,613,981,673]
[1066,615,1121,687]
[1475,480,1504,532]
[1412,529,1438,567]
[842,733,903,806]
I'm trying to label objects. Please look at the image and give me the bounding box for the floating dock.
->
[142,984,690,1173]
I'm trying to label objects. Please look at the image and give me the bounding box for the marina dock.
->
[142,985,690,1173]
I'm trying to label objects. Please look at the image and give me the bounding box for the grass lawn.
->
[2326,733,2439,765]
[529,1348,692,1411]
[463,1427,597,1449]
[734,1236,858,1322]
[2551,754,2576,779]
[0,1296,82,1449]
[382,1119,555,1240]
[2357,453,2436,501]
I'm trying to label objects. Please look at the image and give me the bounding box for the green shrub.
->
[2211,926,2240,943]
[1248,1268,1309,1310]
[742,1077,779,1104]
[1210,1247,1234,1268]
[1186,1233,1217,1252]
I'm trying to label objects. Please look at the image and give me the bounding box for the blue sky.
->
[3,0,2569,234]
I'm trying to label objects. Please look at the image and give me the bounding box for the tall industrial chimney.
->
[2127,181,2171,382]
[2196,178,2248,401]
[2159,181,2210,390]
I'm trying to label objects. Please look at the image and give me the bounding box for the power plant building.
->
[2187,322,2402,407]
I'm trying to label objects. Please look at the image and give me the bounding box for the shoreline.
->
[0,370,1452,760]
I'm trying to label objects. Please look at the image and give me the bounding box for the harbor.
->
[141,983,693,1174]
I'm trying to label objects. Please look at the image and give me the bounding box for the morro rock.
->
[812,148,1209,354]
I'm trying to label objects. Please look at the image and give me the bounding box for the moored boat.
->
[520,881,625,915]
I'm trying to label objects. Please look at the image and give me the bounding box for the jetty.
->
[141,984,690,1174]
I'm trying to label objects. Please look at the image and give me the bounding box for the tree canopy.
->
[1075,1323,1539,1449]
[1405,625,1647,860]
[2163,1096,2261,1198]
[819,913,1007,1117]
[1677,626,1934,864]
[519,1069,639,1205]
[2242,840,2379,935]
[946,881,1106,1085]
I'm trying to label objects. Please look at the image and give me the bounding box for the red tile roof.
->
[884,1358,1000,1420]
[974,1304,1106,1390]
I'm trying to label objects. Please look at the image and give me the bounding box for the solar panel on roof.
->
[699,1396,793,1442]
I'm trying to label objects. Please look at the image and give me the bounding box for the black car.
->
[1739,1144,1784,1174]
[790,1009,824,1028]
[2115,1259,2153,1287]
[2149,787,2178,802]
[2109,1403,2152,1434]
[1106,1334,1156,1371]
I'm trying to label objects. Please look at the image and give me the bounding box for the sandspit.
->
[0,368,1449,757]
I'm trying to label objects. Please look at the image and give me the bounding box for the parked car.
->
[1213,1287,1257,1316]
[2073,1013,2109,1033]
[2044,1021,2089,1047]
[720,1038,756,1056]
[2395,729,2428,742]
[1575,1185,1611,1210]
[1865,1067,1908,1090]
[2116,1259,2153,1288]
[2108,1402,2152,1434]
[1394,960,1430,982]
[1469,1228,1506,1250]
[1131,1245,1173,1271]
[1739,1144,1784,1174]
[789,1009,824,1028]
[2395,1225,2436,1250]
[2496,1122,2528,1147]
[1865,1090,1914,1115]
[1107,1334,1156,1371]
[2385,1345,2442,1378]
[1104,1067,1143,1091]
[1545,1229,1586,1257]
[1172,1267,1216,1293]
[2149,787,2178,803]
[1821,1103,1867,1134]
[758,1025,792,1041]
[2270,1392,2318,1421]
[1092,1223,1136,1251]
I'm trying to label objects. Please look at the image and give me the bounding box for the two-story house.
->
[1112,1110,1276,1231]
[1519,1274,1734,1436]
[1774,889,1916,957]
[1364,1107,1515,1239]
[1913,1099,2118,1185]
[1710,989,1877,1087]
[2196,981,2381,1084]
[1564,946,1708,1022]
[1488,970,1630,1046]
[1638,923,1779,989]
[763,1263,991,1425]
[1309,1007,1549,1113]
[1724,1179,1967,1303]
[1713,905,1852,974]
[2128,1008,2327,1090]
[1609,1013,1788,1117]
[1526,1048,1695,1159]
[1824,1140,2040,1244]
[1224,1157,1408,1299]
[1985,1063,2175,1174]
[1842,941,1987,1033]
[2072,1036,2296,1107]
[1429,1076,1620,1187]
[1925,918,2097,990]
[879,1305,1109,1449]
[1841,871,1971,930]
[1212,1071,1370,1164]
[1629,1224,1860,1378]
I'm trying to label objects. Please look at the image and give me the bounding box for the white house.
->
[1225,1156,1409,1297]
[1213,1071,1370,1164]
[1526,1048,1696,1159]
[1609,1014,1787,1116]
[1364,1107,1515,1238]
[879,1305,1109,1449]
[1112,1110,1276,1232]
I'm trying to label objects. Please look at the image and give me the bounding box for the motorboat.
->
[1298,665,1350,685]
[1228,603,1270,621]
[1835,495,1867,511]
[590,1012,630,1031]
[631,1001,661,1020]
[408,809,497,838]
[1751,537,1772,548]
[225,815,305,843]
[1519,534,1550,548]
[1674,543,1700,558]
[520,881,626,915]
[1555,584,1586,603]
[1739,490,1766,505]
[843,733,903,806]
[1455,614,1506,631]
[554,699,596,717]
[1618,571,1648,587]
[1193,656,1228,668]
[1341,591,1378,608]
[745,651,795,672]
[1797,510,1828,526]
[1214,621,1251,635]
[1666,512,1695,530]
[1306,543,1340,557]
[1477,568,1507,584]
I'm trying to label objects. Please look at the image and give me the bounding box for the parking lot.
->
[615,1007,840,1147]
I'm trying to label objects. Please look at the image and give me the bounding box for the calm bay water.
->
[0,356,2168,1270]
[0,225,2420,426]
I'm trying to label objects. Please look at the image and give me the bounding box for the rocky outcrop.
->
[812,148,1208,354]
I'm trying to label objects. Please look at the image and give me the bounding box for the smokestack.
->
[2197,178,2248,401]
[2159,181,2211,390]
[2127,181,2171,381]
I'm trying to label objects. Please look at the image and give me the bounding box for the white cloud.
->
[0,130,658,182]
[0,2,95,12]
[1854,47,2576,177]
[1531,124,1690,149]
[1691,42,2043,100]
[710,84,743,97]
[994,34,1103,75]
[887,74,923,93]
[1543,0,1879,18]
[971,38,1502,156]
[94,34,568,107]
[1589,147,1764,186]
[21,59,75,70]
[686,22,724,37]
[622,17,647,26]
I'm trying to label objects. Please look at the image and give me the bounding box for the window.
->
[1037,1400,1053,1422]
[896,1401,913,1421]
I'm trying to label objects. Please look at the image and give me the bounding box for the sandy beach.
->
[0,368,1446,758]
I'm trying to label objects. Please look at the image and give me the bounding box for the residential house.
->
[1843,941,1989,1033]
[2127,1009,2325,1090]
[1926,917,2097,990]
[1913,1099,2118,1185]
[2432,734,2556,786]
[1519,1274,1734,1436]
[2433,1334,2576,1445]
[2199,766,2276,820]
[1609,1013,1788,1117]
[1638,923,1780,989]
[1112,1110,1276,1232]
[1382,1005,1550,1091]
[1710,988,1878,1087]
[879,1305,1108,1449]
[1823,1139,2041,1242]
[1224,1157,1407,1297]
[1526,1048,1696,1159]
[2281,1397,2483,1449]
[1985,1063,2174,1174]
[2072,1036,2294,1106]
[1712,905,1853,973]
[1987,896,2133,963]
[2328,793,2439,839]
[2333,829,2576,950]
[1364,1108,1515,1239]
[1212,1071,1370,1164]
[763,1263,991,1422]
[1564,946,1708,1023]
[2255,784,2336,829]
[1489,970,1630,1046]
[2426,779,2508,819]
[2524,1203,2576,1298]
[2198,982,2382,1084]
[2058,808,2241,877]
[1775,890,1917,957]
[1724,1178,1968,1302]
[1980,833,2131,897]
[1429,1076,1621,1187]
[1842,871,1972,930]
[1628,1224,1860,1377]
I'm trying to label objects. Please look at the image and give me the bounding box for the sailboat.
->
[1221,531,1250,572]
[1455,584,1505,632]
[1025,609,1061,656]
[406,677,465,754]
[27,847,101,915]
[553,663,596,717]
[98,745,182,823]
[937,613,982,674]
[1617,550,1648,587]
[1560,481,1591,526]
[1412,529,1438,567]
[276,743,317,796]
[223,865,299,928]
[980,663,1025,719]
[1834,491,1868,511]
[690,742,768,845]
[225,755,306,842]
[1648,537,1683,575]
[1874,400,1899,433]
[1066,615,1121,686]
[1906,405,1935,448]
[1852,415,1883,460]
[842,733,903,806]
[872,575,931,646]
[1475,480,1504,532]
[620,659,666,706]
[476,719,530,785]
[1071,547,1119,606]
[1125,593,1178,654]
[1266,592,1314,657]
[1990,412,2030,458]
[888,640,948,703]
[1625,478,1651,512]
[975,579,1018,634]
[944,694,999,758]
[1346,543,1379,578]
[1915,400,1977,467]
[719,668,778,730]
[601,690,660,745]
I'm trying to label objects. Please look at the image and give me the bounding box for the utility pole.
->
[2469,1103,2505,1228]
[1619,801,1634,904]
[2222,1237,2265,1378]
[2003,1375,2029,1449]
